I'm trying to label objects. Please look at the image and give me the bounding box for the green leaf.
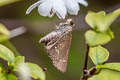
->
[16,63,31,80]
[85,30,114,46]
[6,74,17,80]
[26,62,45,80]
[89,46,109,65]
[85,8,120,32]
[1,40,21,56]
[0,24,10,36]
[0,73,6,80]
[0,35,8,42]
[0,0,22,7]
[88,69,120,80]
[106,29,114,39]
[85,11,106,29]
[0,63,4,73]
[0,73,17,80]
[114,8,120,15]
[0,44,15,64]
[102,63,120,72]
[0,24,10,42]
[13,56,25,72]
[14,56,25,66]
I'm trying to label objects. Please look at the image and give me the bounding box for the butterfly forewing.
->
[39,19,74,72]
[46,32,72,72]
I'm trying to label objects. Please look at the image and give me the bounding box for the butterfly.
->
[39,19,74,72]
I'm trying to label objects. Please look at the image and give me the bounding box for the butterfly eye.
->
[70,21,74,26]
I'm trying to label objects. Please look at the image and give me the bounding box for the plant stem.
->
[81,44,90,80]
[84,44,89,70]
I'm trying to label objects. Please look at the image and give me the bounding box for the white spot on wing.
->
[55,47,60,55]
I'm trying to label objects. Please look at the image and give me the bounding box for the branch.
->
[81,44,90,80]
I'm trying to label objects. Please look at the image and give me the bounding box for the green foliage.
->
[14,62,45,80]
[15,59,45,80]
[0,73,6,80]
[102,63,120,72]
[0,24,10,42]
[88,69,120,80]
[0,43,45,80]
[89,46,109,65]
[26,62,46,80]
[2,40,21,56]
[0,24,10,36]
[85,11,105,30]
[0,23,45,80]
[14,56,25,66]
[0,0,22,7]
[84,8,120,80]
[0,44,15,64]
[0,35,8,43]
[0,63,3,73]
[85,8,120,32]
[85,29,114,46]
[6,73,17,80]
[0,73,17,80]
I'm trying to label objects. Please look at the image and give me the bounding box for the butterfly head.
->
[57,19,74,28]
[65,19,75,27]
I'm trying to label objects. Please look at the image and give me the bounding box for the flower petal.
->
[26,0,42,14]
[53,0,67,19]
[64,0,80,15]
[38,0,52,16]
[77,0,88,6]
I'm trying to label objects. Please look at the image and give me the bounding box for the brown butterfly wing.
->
[45,32,72,72]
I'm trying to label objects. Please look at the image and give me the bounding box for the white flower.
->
[26,0,88,19]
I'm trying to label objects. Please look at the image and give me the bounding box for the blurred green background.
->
[0,0,120,80]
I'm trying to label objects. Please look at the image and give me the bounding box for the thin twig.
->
[81,44,90,80]
[84,44,89,70]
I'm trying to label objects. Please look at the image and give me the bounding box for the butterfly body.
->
[39,19,74,72]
